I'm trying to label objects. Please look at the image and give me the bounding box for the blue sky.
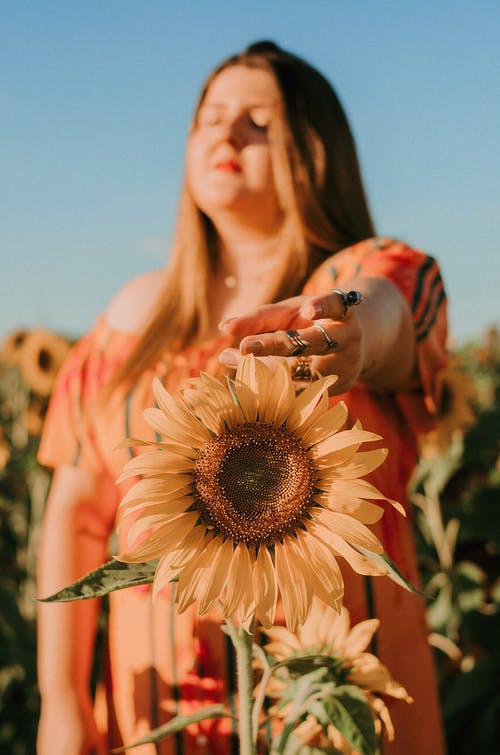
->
[1,0,499,345]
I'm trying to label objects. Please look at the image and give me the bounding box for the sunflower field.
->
[0,325,499,754]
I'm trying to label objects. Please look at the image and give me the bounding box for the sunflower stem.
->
[225,618,256,755]
[252,644,273,739]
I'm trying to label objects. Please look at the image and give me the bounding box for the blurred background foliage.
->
[0,324,498,754]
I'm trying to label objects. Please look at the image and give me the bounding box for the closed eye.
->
[197,105,223,127]
[248,108,271,131]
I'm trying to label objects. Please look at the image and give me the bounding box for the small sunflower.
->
[19,329,71,396]
[260,598,412,751]
[1,329,29,366]
[117,355,404,631]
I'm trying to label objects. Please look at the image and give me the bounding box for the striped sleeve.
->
[304,238,449,422]
[411,255,447,343]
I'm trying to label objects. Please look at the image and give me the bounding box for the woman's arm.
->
[219,276,416,395]
[37,465,115,755]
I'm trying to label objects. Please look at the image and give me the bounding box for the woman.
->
[36,41,447,754]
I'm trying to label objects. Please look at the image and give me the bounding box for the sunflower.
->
[19,329,71,396]
[117,355,404,631]
[1,329,29,366]
[260,598,412,751]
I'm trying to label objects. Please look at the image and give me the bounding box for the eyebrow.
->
[200,100,279,108]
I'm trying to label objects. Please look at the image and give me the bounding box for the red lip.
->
[214,159,242,173]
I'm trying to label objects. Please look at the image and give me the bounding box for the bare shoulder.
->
[105,269,168,334]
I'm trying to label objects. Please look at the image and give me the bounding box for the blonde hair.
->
[111,40,375,389]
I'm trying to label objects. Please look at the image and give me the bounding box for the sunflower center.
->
[194,423,316,547]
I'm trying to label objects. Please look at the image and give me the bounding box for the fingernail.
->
[218,317,237,332]
[241,339,264,355]
[219,352,238,367]
[301,302,323,320]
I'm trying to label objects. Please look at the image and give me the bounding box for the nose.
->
[220,115,247,150]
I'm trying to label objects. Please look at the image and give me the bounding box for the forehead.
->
[202,65,281,106]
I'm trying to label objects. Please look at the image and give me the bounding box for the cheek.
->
[185,136,208,199]
[247,148,278,194]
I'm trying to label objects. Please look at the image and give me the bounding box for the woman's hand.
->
[37,690,107,755]
[219,278,416,394]
[219,289,365,394]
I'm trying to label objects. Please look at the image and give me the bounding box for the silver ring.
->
[285,329,310,356]
[330,289,364,320]
[293,357,313,381]
[313,324,338,351]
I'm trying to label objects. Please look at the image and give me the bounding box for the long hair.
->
[110,40,375,390]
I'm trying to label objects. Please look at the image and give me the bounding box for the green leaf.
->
[38,559,158,602]
[309,684,377,755]
[274,653,344,677]
[111,705,231,752]
[352,545,425,596]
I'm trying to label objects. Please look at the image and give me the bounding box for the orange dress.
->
[38,237,448,754]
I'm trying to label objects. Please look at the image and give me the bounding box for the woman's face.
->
[186,65,284,231]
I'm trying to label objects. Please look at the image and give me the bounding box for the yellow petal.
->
[143,407,207,448]
[330,448,388,478]
[115,437,159,450]
[253,545,278,628]
[152,378,211,442]
[297,528,344,608]
[261,625,301,657]
[180,389,226,434]
[316,492,384,524]
[311,429,381,459]
[350,653,413,701]
[119,489,193,519]
[224,543,254,618]
[152,526,207,600]
[322,605,351,651]
[175,538,216,613]
[300,401,348,447]
[188,372,243,429]
[118,511,200,562]
[312,508,384,553]
[285,375,337,432]
[275,539,312,631]
[124,497,194,545]
[324,534,388,576]
[369,695,396,741]
[233,355,261,422]
[116,449,196,483]
[314,444,362,471]
[198,537,235,614]
[342,619,380,657]
[329,479,406,517]
[240,354,272,412]
[119,477,193,509]
[316,602,345,648]
[176,535,233,614]
[260,359,296,426]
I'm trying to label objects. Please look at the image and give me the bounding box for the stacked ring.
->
[285,329,310,356]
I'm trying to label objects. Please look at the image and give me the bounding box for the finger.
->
[218,296,308,337]
[219,347,242,369]
[300,289,363,321]
[240,322,343,358]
